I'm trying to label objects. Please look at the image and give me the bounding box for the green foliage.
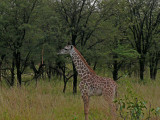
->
[112,45,140,60]
[72,116,78,120]
[0,0,159,89]
[115,87,160,120]
[150,107,160,119]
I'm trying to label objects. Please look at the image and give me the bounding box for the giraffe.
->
[58,45,117,120]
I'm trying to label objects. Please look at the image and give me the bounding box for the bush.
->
[115,87,160,120]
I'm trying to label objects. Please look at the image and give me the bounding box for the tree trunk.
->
[48,65,52,81]
[149,53,159,80]
[0,62,2,86]
[93,61,97,70]
[73,62,78,94]
[0,55,5,86]
[15,51,22,86]
[150,67,153,79]
[62,64,66,93]
[63,81,67,93]
[153,69,157,80]
[150,59,155,80]
[112,60,118,81]
[150,67,157,80]
[10,57,15,86]
[72,34,78,94]
[139,56,145,80]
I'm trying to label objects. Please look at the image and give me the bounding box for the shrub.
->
[115,87,160,120]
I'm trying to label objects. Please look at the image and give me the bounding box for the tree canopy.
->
[0,0,160,92]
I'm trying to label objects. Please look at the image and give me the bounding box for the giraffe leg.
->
[103,96,117,120]
[82,94,90,120]
[109,101,117,120]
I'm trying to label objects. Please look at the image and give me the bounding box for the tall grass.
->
[0,76,159,120]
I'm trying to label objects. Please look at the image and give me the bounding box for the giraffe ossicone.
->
[58,45,117,120]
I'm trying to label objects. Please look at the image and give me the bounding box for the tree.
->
[55,0,115,93]
[0,0,44,86]
[125,0,160,80]
[149,34,160,80]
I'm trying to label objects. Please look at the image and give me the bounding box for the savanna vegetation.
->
[0,0,160,120]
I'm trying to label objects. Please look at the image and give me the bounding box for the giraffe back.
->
[79,74,117,99]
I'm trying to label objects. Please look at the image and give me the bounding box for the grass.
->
[0,76,160,120]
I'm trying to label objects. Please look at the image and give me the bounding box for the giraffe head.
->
[58,45,74,54]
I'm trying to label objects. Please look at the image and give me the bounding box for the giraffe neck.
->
[70,47,96,80]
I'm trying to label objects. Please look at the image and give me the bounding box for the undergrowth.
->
[0,76,159,120]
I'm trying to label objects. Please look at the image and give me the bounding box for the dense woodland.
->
[0,0,160,93]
